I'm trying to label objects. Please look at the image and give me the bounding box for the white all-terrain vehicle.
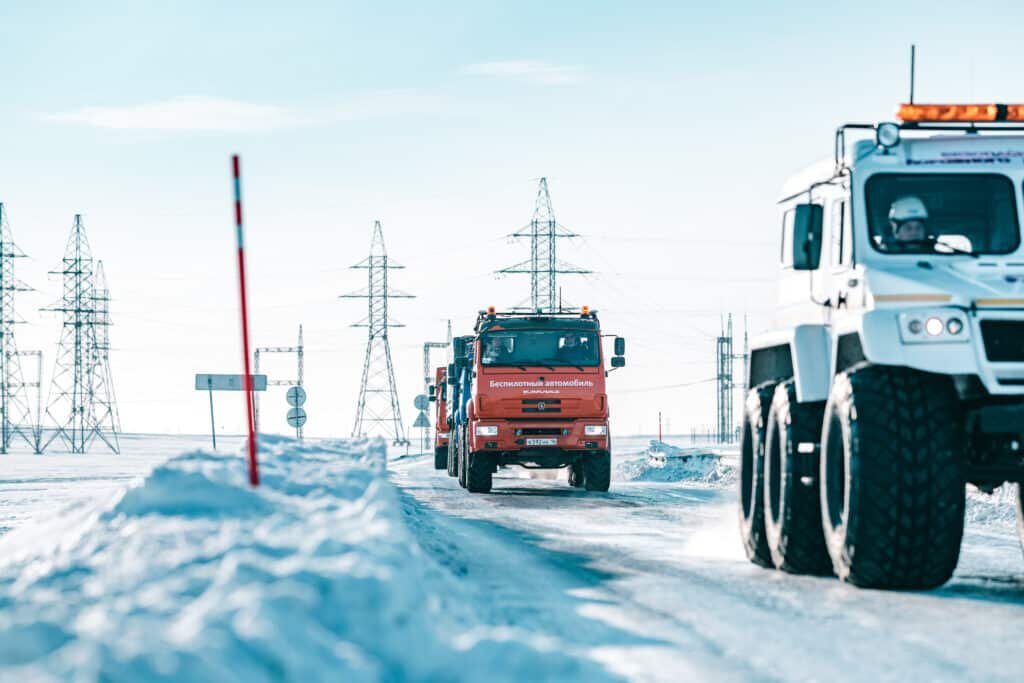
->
[742,103,1024,589]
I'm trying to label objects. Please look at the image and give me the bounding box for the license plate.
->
[526,438,558,446]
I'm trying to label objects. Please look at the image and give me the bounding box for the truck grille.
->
[520,427,564,436]
[522,399,561,414]
[980,320,1024,362]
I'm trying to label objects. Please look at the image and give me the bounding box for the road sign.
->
[195,374,268,391]
[414,394,429,411]
[287,407,308,428]
[412,410,430,428]
[286,386,307,406]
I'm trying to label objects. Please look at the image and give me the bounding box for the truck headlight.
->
[584,425,608,436]
[899,310,970,344]
[475,425,498,436]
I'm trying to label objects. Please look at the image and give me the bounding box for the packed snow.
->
[0,433,1021,682]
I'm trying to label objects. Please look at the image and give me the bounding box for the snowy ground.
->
[0,434,1021,681]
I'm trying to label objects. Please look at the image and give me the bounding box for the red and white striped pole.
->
[232,155,259,486]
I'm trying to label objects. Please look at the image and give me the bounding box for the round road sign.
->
[286,386,307,407]
[287,407,308,428]
[413,394,429,410]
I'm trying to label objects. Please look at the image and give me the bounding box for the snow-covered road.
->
[391,442,1024,682]
[0,435,1020,682]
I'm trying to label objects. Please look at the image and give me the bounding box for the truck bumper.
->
[468,419,610,460]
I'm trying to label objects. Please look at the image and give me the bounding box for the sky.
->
[2,1,1024,444]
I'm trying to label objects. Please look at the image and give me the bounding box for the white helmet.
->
[889,196,929,224]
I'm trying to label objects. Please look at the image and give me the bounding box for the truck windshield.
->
[865,174,1020,255]
[480,330,600,367]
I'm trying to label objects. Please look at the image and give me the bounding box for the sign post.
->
[232,154,259,487]
[286,386,307,441]
[195,374,268,451]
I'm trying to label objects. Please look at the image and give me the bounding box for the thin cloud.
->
[461,60,585,85]
[42,91,447,132]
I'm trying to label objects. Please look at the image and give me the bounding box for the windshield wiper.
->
[538,358,585,371]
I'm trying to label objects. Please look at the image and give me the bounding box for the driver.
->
[558,334,588,362]
[889,196,929,243]
[483,336,513,363]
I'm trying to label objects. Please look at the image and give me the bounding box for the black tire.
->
[466,451,493,493]
[820,365,965,590]
[763,381,832,575]
[457,429,468,489]
[568,462,585,488]
[583,452,611,492]
[446,437,457,477]
[434,446,447,470]
[739,382,777,568]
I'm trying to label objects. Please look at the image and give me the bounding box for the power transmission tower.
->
[342,221,411,445]
[498,178,590,312]
[716,314,749,444]
[254,324,304,437]
[0,204,39,453]
[42,215,120,454]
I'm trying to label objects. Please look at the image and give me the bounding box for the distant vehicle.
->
[445,307,625,493]
[742,102,1024,590]
[428,366,449,470]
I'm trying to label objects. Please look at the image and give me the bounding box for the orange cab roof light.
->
[897,103,1024,123]
[486,305,496,315]
[581,305,590,315]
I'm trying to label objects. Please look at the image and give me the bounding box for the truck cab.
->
[447,307,625,493]
[428,366,449,469]
[742,103,1024,590]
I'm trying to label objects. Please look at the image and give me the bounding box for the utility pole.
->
[715,314,749,444]
[42,215,119,454]
[498,178,590,312]
[342,221,411,445]
[0,204,38,453]
[254,324,304,437]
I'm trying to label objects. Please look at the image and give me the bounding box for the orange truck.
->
[428,366,449,469]
[447,307,625,493]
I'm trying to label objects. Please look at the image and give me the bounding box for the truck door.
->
[826,197,861,319]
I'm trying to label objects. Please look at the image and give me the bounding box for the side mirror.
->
[453,337,467,367]
[611,356,626,368]
[614,337,625,356]
[428,385,436,402]
[447,363,457,384]
[792,204,823,271]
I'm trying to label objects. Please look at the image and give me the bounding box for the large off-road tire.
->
[568,462,585,488]
[763,381,832,575]
[820,365,965,590]
[583,452,611,492]
[466,451,493,493]
[740,382,777,568]
[434,446,447,470]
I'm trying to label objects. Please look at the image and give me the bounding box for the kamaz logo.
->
[537,402,547,412]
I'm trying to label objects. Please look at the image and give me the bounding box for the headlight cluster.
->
[584,425,608,436]
[475,425,498,436]
[899,310,969,344]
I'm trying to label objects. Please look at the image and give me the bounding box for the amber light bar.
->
[897,103,1024,123]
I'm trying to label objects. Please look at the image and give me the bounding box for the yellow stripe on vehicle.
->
[975,298,1024,307]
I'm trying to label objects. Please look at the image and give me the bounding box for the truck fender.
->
[791,325,831,403]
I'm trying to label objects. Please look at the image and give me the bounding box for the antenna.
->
[909,44,916,104]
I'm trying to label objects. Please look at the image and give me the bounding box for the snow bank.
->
[616,443,735,486]
[0,435,614,682]
[965,484,1020,532]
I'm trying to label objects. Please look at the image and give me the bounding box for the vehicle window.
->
[865,174,1019,255]
[480,330,600,367]
[780,209,794,267]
